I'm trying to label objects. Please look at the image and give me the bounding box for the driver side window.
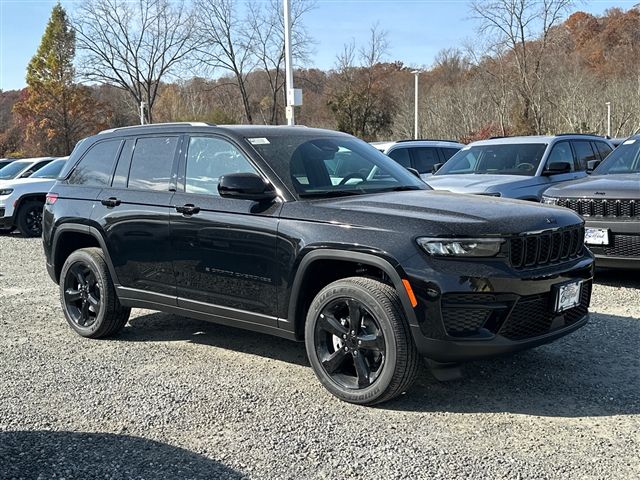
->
[546,142,575,171]
[185,137,258,195]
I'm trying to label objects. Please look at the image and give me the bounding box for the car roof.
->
[9,157,55,164]
[469,135,609,146]
[372,140,464,151]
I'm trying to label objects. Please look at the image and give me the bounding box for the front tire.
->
[59,247,131,338]
[16,200,44,237]
[305,277,419,405]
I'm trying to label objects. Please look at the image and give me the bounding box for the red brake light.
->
[46,193,59,205]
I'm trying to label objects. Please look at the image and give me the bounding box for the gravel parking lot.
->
[0,234,638,479]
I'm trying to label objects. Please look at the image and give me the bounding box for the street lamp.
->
[605,101,611,137]
[411,70,420,139]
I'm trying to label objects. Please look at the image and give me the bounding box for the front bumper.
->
[401,252,594,363]
[583,218,640,269]
[0,208,13,228]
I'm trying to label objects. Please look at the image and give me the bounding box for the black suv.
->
[44,123,594,405]
[543,135,640,269]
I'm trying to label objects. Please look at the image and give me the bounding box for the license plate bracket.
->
[553,280,583,313]
[585,227,609,245]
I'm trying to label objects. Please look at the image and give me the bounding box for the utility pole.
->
[412,70,420,139]
[606,101,611,137]
[284,0,295,125]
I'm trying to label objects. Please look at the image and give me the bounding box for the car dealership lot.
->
[0,235,638,479]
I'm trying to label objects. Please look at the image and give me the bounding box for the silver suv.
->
[372,140,464,181]
[426,134,614,200]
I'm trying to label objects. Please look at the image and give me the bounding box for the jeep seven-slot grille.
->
[557,198,638,218]
[509,226,584,269]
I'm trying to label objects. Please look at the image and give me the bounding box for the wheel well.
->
[53,232,101,281]
[15,194,46,213]
[292,259,391,340]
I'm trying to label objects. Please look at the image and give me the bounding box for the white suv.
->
[372,140,464,180]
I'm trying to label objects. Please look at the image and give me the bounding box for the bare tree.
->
[74,0,196,123]
[471,0,573,134]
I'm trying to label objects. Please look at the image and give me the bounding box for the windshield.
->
[436,143,547,176]
[30,159,66,178]
[0,161,29,180]
[248,134,428,197]
[593,139,640,175]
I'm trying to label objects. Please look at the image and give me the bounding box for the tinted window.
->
[68,140,121,186]
[128,137,178,191]
[30,159,66,178]
[572,141,597,170]
[441,147,460,160]
[387,148,411,168]
[412,147,440,173]
[185,137,257,195]
[546,142,574,171]
[0,161,31,179]
[437,143,547,176]
[593,141,613,161]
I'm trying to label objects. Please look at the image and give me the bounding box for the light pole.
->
[140,101,146,125]
[284,0,295,125]
[412,70,420,139]
[605,101,611,137]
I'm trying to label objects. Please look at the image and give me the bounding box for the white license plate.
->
[554,280,583,313]
[585,228,609,245]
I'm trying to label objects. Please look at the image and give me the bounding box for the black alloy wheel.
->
[17,200,44,237]
[63,262,102,328]
[314,298,386,390]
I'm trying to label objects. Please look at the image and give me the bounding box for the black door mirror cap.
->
[406,167,421,179]
[432,162,444,174]
[542,162,572,175]
[218,172,277,202]
[586,159,602,173]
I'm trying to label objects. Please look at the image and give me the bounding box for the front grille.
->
[0,208,4,218]
[591,234,640,257]
[509,225,584,269]
[440,282,591,340]
[558,198,638,218]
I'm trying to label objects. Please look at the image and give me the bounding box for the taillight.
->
[46,193,59,205]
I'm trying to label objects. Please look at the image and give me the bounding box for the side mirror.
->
[542,162,571,176]
[586,159,601,173]
[218,172,277,202]
[432,162,444,174]
[406,167,421,179]
[20,170,34,178]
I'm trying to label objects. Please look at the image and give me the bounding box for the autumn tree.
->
[13,3,104,155]
[74,0,196,123]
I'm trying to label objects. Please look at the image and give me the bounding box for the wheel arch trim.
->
[287,249,419,336]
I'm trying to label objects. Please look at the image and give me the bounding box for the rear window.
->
[594,141,613,161]
[127,137,178,191]
[68,140,122,186]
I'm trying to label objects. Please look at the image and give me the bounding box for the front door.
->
[170,135,281,325]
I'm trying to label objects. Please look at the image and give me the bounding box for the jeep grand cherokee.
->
[43,123,594,405]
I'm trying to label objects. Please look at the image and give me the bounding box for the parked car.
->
[44,123,593,405]
[543,135,640,269]
[371,139,464,180]
[0,157,55,182]
[426,134,614,200]
[0,158,16,170]
[0,157,68,237]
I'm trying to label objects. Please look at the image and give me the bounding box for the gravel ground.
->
[0,234,638,480]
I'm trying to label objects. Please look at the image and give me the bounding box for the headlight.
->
[542,196,558,205]
[417,238,504,257]
[0,188,13,196]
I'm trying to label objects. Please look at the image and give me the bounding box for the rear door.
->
[170,134,281,324]
[93,135,180,298]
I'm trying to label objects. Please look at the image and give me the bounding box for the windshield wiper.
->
[298,190,364,198]
[369,186,423,193]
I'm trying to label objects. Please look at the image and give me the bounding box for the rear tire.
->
[59,247,130,338]
[305,277,419,405]
[16,200,44,237]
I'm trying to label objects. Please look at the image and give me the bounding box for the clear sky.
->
[0,0,634,92]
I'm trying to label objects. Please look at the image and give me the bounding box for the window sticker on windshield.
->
[248,137,270,145]
[623,139,636,145]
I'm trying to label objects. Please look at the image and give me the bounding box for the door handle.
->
[175,204,201,215]
[101,197,121,208]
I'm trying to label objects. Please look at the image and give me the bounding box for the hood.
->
[290,190,582,237]
[425,174,535,193]
[0,177,56,189]
[545,174,640,199]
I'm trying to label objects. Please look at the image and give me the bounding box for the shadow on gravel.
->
[0,431,244,480]
[122,311,639,418]
[594,268,640,289]
[124,312,309,366]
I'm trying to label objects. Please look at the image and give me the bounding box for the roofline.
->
[98,122,215,135]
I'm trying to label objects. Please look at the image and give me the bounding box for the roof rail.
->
[555,132,604,137]
[396,138,461,144]
[99,122,215,135]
